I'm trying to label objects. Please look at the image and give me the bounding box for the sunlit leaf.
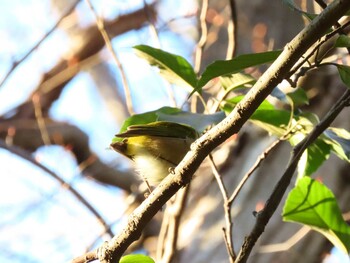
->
[112,107,225,143]
[223,95,275,110]
[297,139,331,178]
[283,177,350,254]
[324,128,350,161]
[337,64,350,88]
[134,45,197,89]
[220,73,256,92]
[334,35,350,48]
[120,254,155,263]
[157,111,225,133]
[112,107,182,141]
[222,95,290,136]
[195,50,281,93]
[286,88,309,107]
[250,110,290,136]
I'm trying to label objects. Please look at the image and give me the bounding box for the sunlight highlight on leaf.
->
[283,177,350,254]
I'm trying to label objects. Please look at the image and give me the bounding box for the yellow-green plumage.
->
[110,122,198,184]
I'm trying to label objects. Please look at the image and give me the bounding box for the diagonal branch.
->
[235,87,350,263]
[0,139,114,238]
[0,0,80,88]
[1,5,155,120]
[85,0,135,115]
[0,119,139,193]
[73,1,350,262]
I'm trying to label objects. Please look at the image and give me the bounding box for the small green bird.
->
[110,121,198,185]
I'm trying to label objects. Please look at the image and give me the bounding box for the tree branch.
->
[0,139,114,238]
[0,119,139,192]
[0,0,80,88]
[235,87,350,263]
[71,1,350,262]
[1,5,155,120]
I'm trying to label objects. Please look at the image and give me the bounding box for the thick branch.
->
[1,6,154,120]
[0,119,139,192]
[78,1,350,262]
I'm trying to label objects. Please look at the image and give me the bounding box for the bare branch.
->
[158,186,190,263]
[226,0,237,59]
[0,119,139,192]
[1,6,154,120]
[0,139,114,238]
[85,0,135,115]
[209,154,235,262]
[32,93,51,145]
[228,139,282,204]
[71,250,98,263]
[0,0,80,88]
[194,0,209,74]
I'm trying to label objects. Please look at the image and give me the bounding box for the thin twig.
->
[0,0,80,88]
[288,20,350,85]
[32,93,51,145]
[314,0,350,53]
[191,0,210,114]
[235,88,350,263]
[0,139,114,239]
[226,0,237,59]
[142,0,177,107]
[258,225,310,253]
[40,52,102,94]
[85,0,134,115]
[71,250,98,263]
[259,209,350,254]
[143,0,160,48]
[194,0,209,74]
[229,139,282,204]
[209,154,236,262]
[159,186,190,263]
[156,206,170,260]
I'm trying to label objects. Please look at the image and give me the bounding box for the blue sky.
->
[0,1,197,262]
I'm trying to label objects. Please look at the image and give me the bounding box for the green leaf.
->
[112,107,225,143]
[133,45,197,89]
[286,88,309,107]
[250,110,290,136]
[120,254,155,263]
[287,113,319,144]
[334,35,350,48]
[337,64,350,88]
[297,139,331,178]
[157,111,225,133]
[283,177,350,254]
[324,128,350,161]
[220,73,256,92]
[222,95,290,136]
[223,95,275,111]
[271,87,309,107]
[112,107,181,142]
[195,50,281,92]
